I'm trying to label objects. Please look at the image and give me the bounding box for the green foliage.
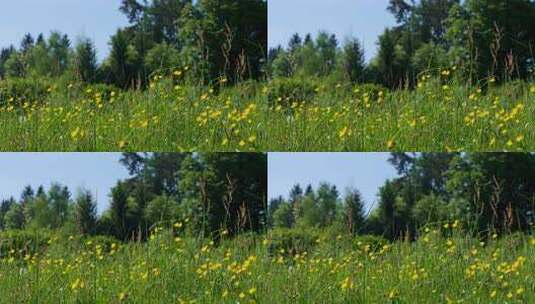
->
[412,42,448,74]
[75,190,97,235]
[26,43,51,77]
[178,0,267,82]
[80,83,119,100]
[341,38,365,83]
[267,77,317,107]
[376,180,402,239]
[20,33,34,54]
[109,181,135,240]
[0,229,51,259]
[144,43,181,76]
[446,153,535,234]
[3,203,24,230]
[178,153,268,236]
[375,28,412,88]
[144,195,179,227]
[294,195,322,228]
[24,195,54,229]
[268,228,319,257]
[0,198,15,230]
[71,38,98,83]
[352,83,388,100]
[352,234,389,251]
[47,183,72,229]
[268,229,388,258]
[3,52,26,78]
[315,182,339,227]
[82,235,119,253]
[108,29,141,89]
[0,77,52,106]
[342,188,366,235]
[47,32,71,77]
[270,50,293,78]
[268,1,535,87]
[0,46,16,78]
[271,202,293,228]
[412,194,447,226]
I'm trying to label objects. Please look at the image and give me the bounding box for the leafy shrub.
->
[412,42,448,75]
[81,83,119,102]
[352,83,388,100]
[0,78,52,106]
[148,77,175,94]
[353,235,389,252]
[0,230,52,259]
[144,43,181,76]
[268,228,320,257]
[82,235,119,253]
[267,77,317,107]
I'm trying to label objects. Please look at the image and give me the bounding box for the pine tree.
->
[316,183,338,227]
[4,203,24,230]
[272,202,294,228]
[343,188,366,234]
[48,183,71,228]
[0,198,16,229]
[20,33,35,54]
[378,180,404,239]
[4,52,26,78]
[0,46,16,78]
[375,29,397,87]
[110,181,131,239]
[75,190,97,235]
[72,38,98,82]
[36,33,45,46]
[109,29,140,88]
[342,38,365,83]
[48,32,71,77]
[288,184,303,206]
[288,33,302,52]
[20,185,35,204]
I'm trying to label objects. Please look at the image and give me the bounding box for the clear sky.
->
[268,153,399,212]
[0,0,128,60]
[0,153,129,213]
[269,0,397,60]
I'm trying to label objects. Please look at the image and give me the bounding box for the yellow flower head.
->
[119,292,128,301]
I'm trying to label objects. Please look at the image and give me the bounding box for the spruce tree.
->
[73,38,98,82]
[75,190,97,235]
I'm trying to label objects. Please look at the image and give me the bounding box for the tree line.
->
[0,0,267,88]
[0,153,267,241]
[268,0,535,88]
[2,152,533,241]
[269,153,535,240]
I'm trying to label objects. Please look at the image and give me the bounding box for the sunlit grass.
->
[1,225,534,303]
[0,71,533,151]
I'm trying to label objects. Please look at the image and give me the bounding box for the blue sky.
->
[269,0,397,60]
[268,153,399,212]
[0,0,128,60]
[0,153,129,213]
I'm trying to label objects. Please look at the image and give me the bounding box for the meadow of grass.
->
[0,71,533,151]
[1,225,534,303]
